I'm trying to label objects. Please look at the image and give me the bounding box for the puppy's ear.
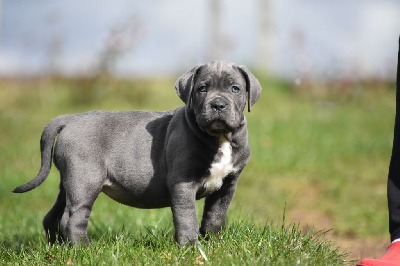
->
[175,65,203,108]
[237,65,262,112]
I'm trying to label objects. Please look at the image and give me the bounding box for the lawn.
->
[0,75,394,264]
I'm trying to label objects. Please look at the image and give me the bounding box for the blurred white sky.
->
[0,0,399,80]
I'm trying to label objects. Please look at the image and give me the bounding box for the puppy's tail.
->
[12,115,73,193]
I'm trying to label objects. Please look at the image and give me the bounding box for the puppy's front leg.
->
[200,176,238,237]
[170,182,199,245]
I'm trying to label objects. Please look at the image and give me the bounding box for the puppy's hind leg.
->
[62,168,104,246]
[43,180,66,244]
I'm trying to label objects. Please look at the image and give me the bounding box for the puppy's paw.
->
[174,233,199,247]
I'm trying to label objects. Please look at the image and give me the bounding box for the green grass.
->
[1,76,394,263]
[0,215,346,265]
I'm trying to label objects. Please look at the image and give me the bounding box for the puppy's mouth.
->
[203,120,233,136]
[195,108,240,136]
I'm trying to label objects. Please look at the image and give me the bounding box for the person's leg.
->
[357,36,400,266]
[388,36,400,243]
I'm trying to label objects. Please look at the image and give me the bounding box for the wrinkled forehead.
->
[195,62,246,86]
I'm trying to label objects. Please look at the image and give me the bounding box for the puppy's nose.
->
[211,99,227,111]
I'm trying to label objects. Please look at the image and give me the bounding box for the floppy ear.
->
[175,64,203,108]
[237,65,262,112]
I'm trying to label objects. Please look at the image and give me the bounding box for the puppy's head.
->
[175,61,262,135]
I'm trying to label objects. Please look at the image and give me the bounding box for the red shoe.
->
[357,241,400,266]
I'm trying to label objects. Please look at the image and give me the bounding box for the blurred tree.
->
[97,17,143,76]
[257,0,277,74]
[207,0,223,60]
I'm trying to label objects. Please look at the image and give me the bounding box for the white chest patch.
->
[203,136,236,194]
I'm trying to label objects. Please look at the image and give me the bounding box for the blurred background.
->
[1,0,400,261]
[1,0,399,80]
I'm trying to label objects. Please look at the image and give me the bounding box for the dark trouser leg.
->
[388,36,400,242]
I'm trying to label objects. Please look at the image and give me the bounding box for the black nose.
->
[210,99,227,111]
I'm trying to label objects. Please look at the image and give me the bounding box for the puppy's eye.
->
[232,86,240,93]
[198,86,207,92]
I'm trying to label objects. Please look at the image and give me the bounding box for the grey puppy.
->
[13,61,262,246]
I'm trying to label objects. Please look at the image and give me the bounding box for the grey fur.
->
[13,61,262,246]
